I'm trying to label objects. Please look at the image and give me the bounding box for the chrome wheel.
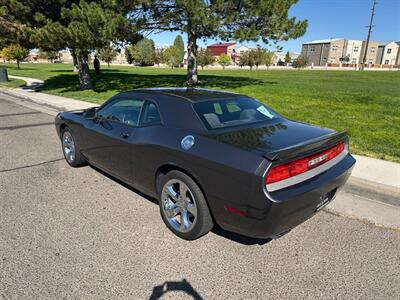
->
[161,179,197,233]
[62,131,75,163]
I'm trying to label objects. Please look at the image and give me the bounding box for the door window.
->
[97,98,145,126]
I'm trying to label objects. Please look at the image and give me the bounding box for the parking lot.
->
[1,95,399,299]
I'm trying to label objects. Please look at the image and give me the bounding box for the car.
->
[55,88,356,240]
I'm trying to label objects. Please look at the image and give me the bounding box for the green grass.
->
[0,78,25,88]
[2,62,400,162]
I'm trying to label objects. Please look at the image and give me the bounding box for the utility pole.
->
[361,0,377,70]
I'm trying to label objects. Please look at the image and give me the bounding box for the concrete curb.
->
[2,75,400,230]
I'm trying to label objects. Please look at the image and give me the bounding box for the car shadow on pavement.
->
[149,279,203,300]
[91,165,272,246]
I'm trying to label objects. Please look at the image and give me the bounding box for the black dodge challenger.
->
[55,88,356,240]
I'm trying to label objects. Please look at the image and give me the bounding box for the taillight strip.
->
[265,145,348,192]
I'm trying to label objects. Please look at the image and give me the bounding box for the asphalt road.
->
[1,96,399,299]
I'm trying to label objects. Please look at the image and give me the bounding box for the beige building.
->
[344,40,363,64]
[377,41,399,65]
[360,41,380,65]
[301,38,400,66]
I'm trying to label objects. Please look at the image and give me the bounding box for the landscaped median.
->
[1,62,400,163]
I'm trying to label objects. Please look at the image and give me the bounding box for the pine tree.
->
[284,51,291,65]
[128,38,156,66]
[137,0,307,85]
[1,0,140,89]
[173,35,185,67]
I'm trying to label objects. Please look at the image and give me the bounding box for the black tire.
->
[61,127,87,168]
[159,170,213,240]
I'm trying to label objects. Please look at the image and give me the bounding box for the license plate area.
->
[316,188,337,211]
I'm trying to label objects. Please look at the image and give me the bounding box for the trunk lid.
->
[207,119,347,162]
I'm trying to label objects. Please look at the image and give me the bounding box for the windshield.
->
[193,97,279,130]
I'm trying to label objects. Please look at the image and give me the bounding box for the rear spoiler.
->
[263,130,348,162]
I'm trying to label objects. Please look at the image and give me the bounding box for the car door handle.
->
[121,131,130,138]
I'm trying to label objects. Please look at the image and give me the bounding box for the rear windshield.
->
[193,97,279,130]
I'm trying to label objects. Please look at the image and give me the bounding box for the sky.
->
[148,0,400,53]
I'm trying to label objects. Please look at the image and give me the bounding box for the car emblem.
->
[181,135,195,150]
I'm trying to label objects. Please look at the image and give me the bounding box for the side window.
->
[140,101,161,125]
[97,98,145,126]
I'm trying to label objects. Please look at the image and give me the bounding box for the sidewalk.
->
[6,75,97,111]
[2,75,399,230]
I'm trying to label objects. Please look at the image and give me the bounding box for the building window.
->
[324,44,329,48]
[353,46,359,52]
[387,49,392,54]
[368,60,373,64]
[323,57,327,60]
[331,45,338,51]
[370,47,376,53]
[352,58,357,63]
[385,60,389,64]
[310,46,315,52]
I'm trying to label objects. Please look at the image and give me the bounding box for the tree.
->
[125,48,134,64]
[97,45,118,68]
[173,35,185,67]
[197,48,215,69]
[293,55,309,69]
[128,38,155,66]
[2,44,29,69]
[154,48,163,67]
[252,47,267,69]
[284,51,291,65]
[2,1,140,89]
[217,53,231,69]
[264,51,274,69]
[138,1,307,85]
[238,52,249,68]
[163,45,181,69]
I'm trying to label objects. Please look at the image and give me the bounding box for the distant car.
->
[55,88,355,240]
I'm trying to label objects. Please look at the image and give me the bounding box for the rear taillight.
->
[266,142,346,185]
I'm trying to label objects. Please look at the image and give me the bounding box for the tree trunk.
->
[71,50,79,73]
[17,60,20,69]
[186,32,198,86]
[77,55,92,90]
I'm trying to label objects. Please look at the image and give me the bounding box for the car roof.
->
[130,88,242,102]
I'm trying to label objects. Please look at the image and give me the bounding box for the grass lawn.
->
[0,78,25,88]
[2,62,400,162]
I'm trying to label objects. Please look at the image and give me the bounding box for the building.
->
[343,39,363,64]
[359,41,380,65]
[236,45,250,55]
[206,42,236,57]
[376,41,399,65]
[301,38,347,66]
[273,51,299,65]
[301,38,400,66]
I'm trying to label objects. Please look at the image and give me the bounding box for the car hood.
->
[206,119,344,161]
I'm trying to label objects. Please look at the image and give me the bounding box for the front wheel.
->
[159,171,213,240]
[61,127,87,167]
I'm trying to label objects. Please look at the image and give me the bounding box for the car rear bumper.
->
[216,154,356,239]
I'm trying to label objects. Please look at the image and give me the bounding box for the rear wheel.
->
[159,171,213,240]
[61,127,87,167]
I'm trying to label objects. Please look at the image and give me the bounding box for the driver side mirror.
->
[83,107,97,119]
